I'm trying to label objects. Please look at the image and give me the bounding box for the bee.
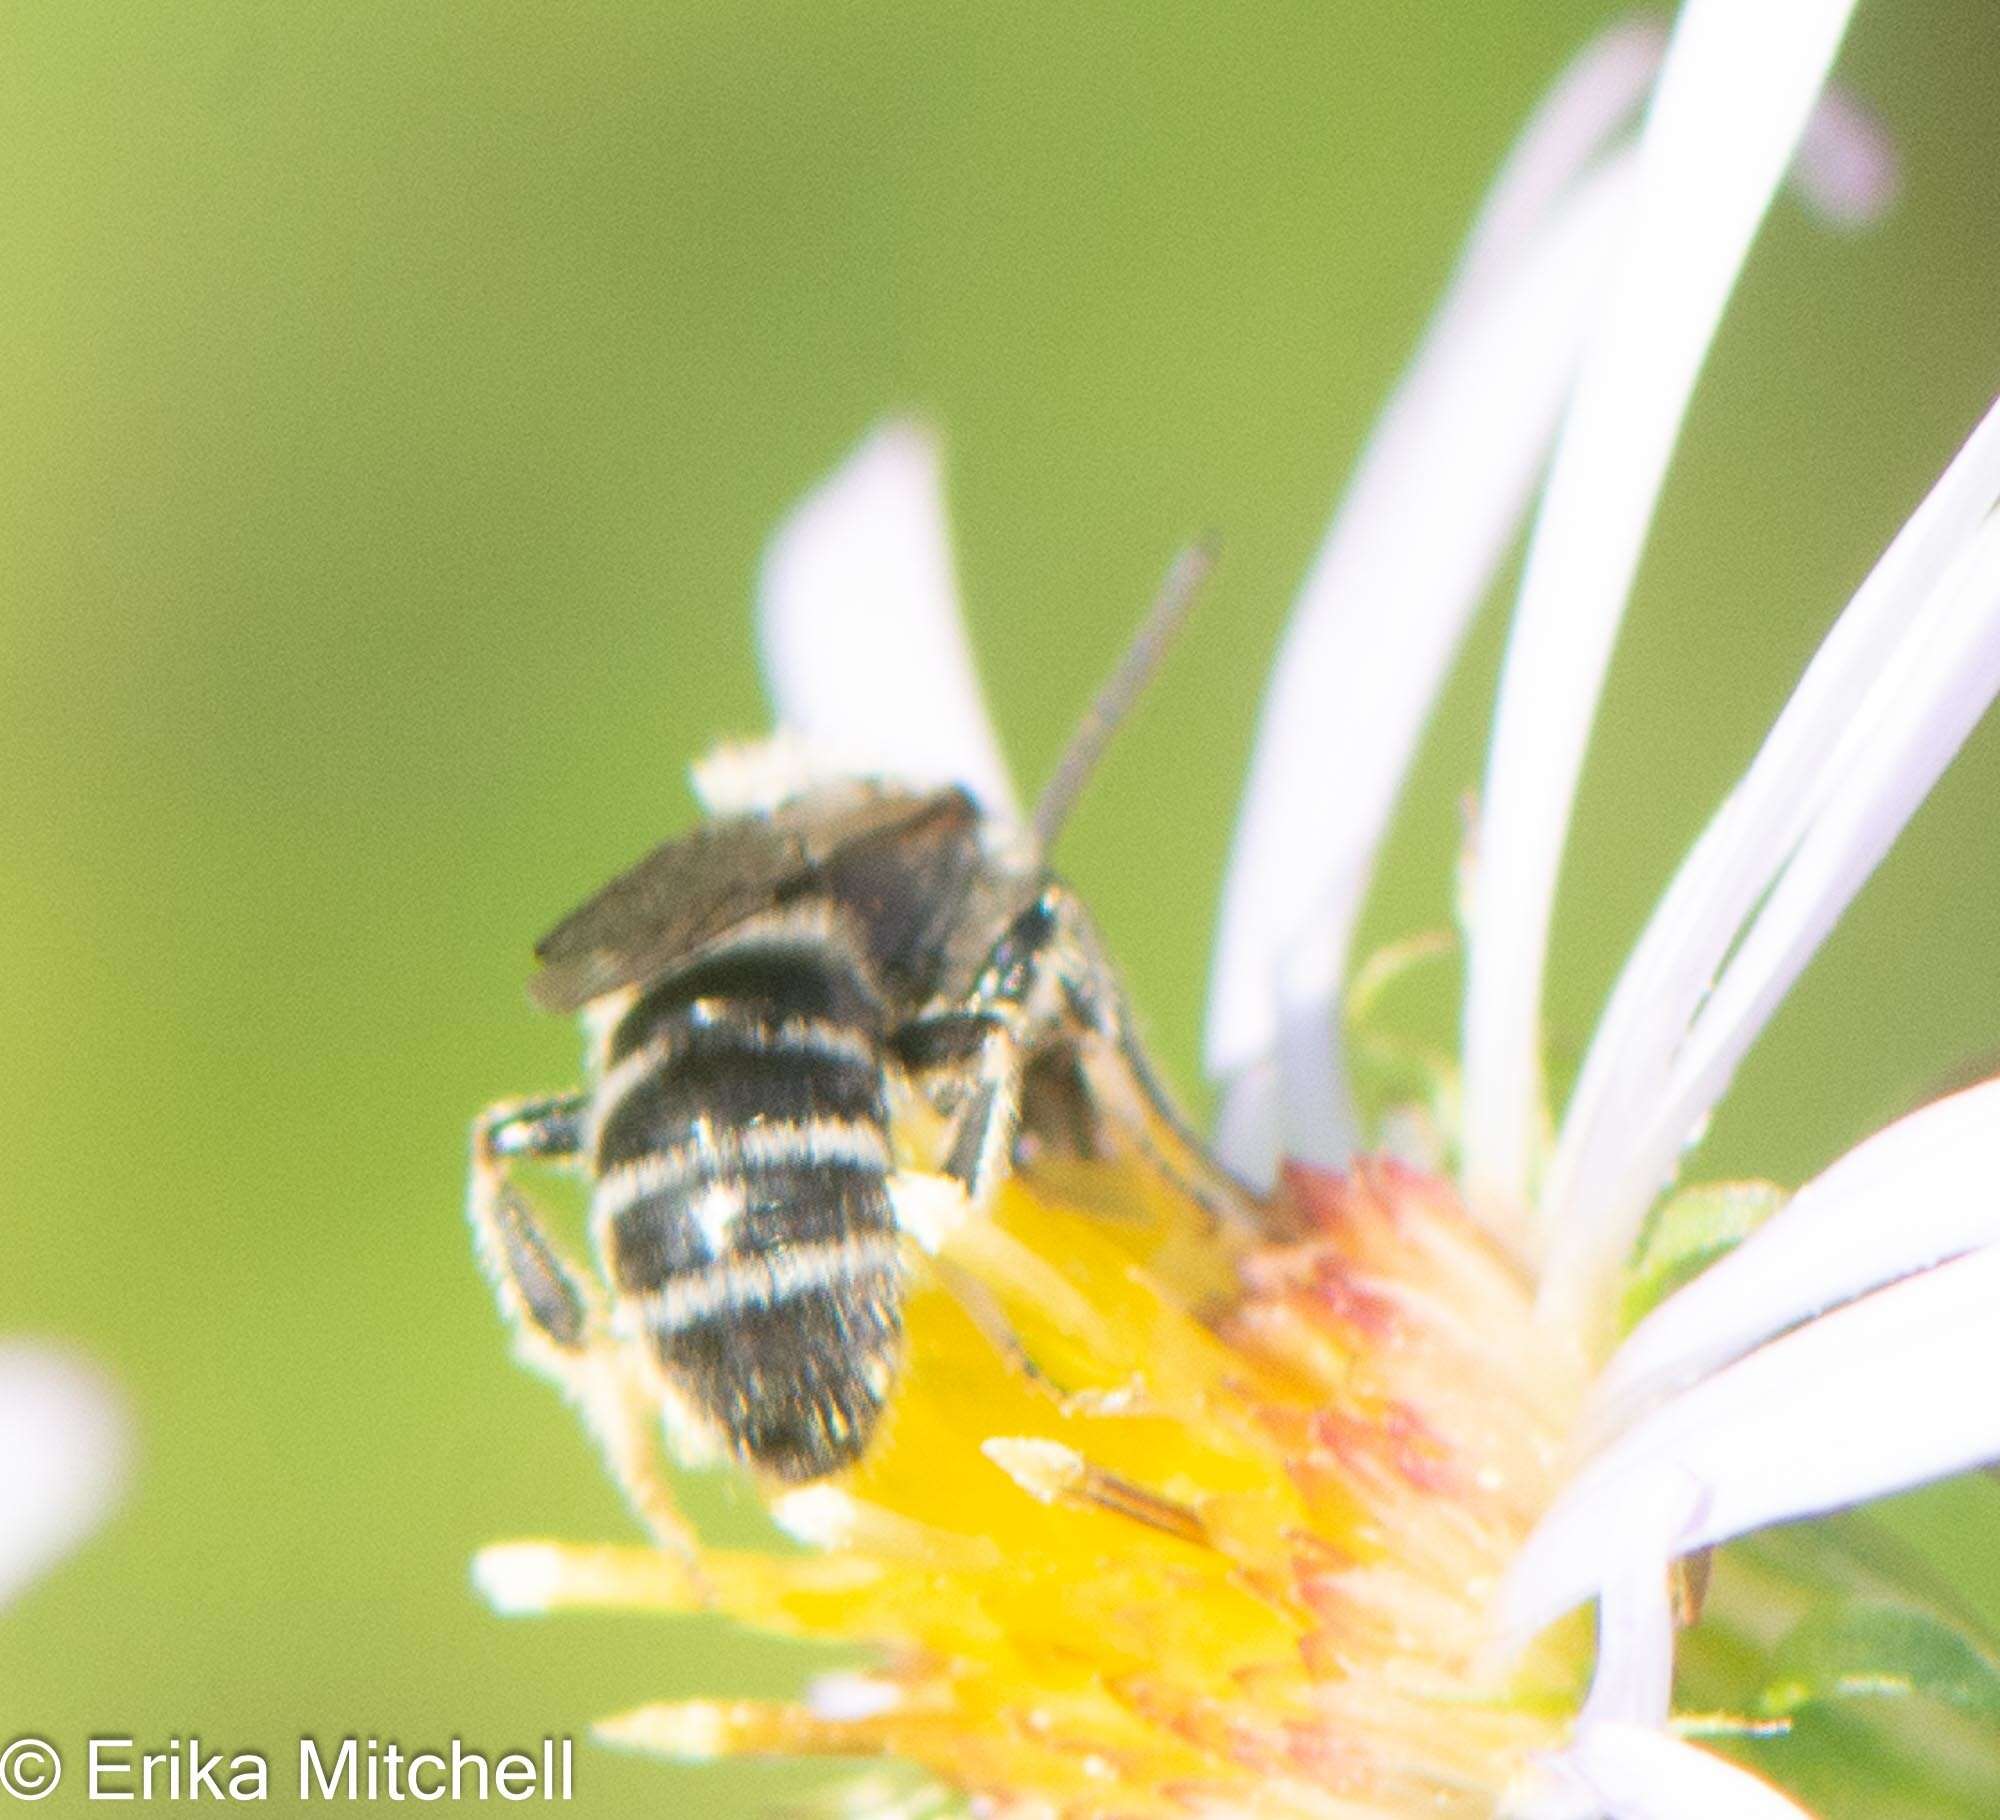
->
[468,547,1247,1565]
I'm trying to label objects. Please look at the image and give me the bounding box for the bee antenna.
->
[1031,539,1216,852]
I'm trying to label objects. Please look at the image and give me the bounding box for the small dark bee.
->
[469,548,1246,1564]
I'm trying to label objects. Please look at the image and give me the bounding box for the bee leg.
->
[910,921,1134,1210]
[469,1096,595,1351]
[990,887,1274,1235]
[1015,1041,1106,1165]
[932,1253,1055,1391]
[1089,1011,1278,1235]
[478,1091,589,1165]
[941,1025,1027,1206]
[469,1098,709,1591]
[889,1009,1023,1209]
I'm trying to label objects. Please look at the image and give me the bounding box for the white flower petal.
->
[1583,1576,1676,1736]
[1507,1244,2000,1642]
[1544,394,2000,1303]
[1543,490,2000,1316]
[1211,1056,1284,1189]
[757,421,1018,818]
[1270,905,1365,1168]
[1453,19,1667,302]
[805,1671,904,1722]
[1203,35,1655,1108]
[1461,0,1862,1216]
[1593,1075,2000,1437]
[0,1341,129,1609]
[1577,1473,1700,1732]
[1462,24,1886,293]
[1539,1722,1815,1820]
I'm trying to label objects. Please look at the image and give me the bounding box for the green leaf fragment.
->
[1621,1180,1787,1331]
[1674,1527,2000,1817]
[1341,929,1460,1171]
[1762,1602,2000,1722]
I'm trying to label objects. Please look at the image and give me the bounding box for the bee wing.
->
[528,786,971,1013]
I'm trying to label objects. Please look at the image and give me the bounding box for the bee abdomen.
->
[594,1015,888,1177]
[641,1234,903,1483]
[590,926,906,1479]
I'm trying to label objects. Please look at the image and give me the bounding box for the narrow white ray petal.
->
[1462,21,1887,312]
[1593,1076,2000,1436]
[1455,18,1667,299]
[1272,901,1363,1167]
[1211,1055,1283,1186]
[1461,0,1861,1217]
[1546,506,2000,1317]
[1576,1473,1699,1731]
[0,1342,129,1608]
[757,421,1018,817]
[1582,1572,1675,1735]
[1507,1244,2000,1641]
[1207,11,1674,1098]
[1547,1722,1815,1820]
[1543,396,2000,1311]
[1204,151,1641,1098]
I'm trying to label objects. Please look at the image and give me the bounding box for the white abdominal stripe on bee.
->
[590,1117,897,1233]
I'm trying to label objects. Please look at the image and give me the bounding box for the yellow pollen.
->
[481,1154,1595,1817]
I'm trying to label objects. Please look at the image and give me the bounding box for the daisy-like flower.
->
[473,5,2000,1815]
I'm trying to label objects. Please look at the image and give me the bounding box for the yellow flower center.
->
[482,1157,1596,1817]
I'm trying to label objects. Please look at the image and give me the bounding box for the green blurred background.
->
[6,2,2000,1813]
